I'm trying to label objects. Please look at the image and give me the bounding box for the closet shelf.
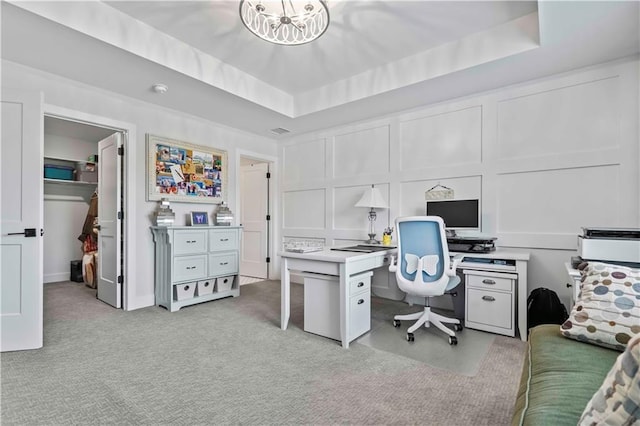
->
[44,155,96,164]
[44,178,97,186]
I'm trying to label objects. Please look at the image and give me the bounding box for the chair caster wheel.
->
[393,319,401,328]
[449,336,458,345]
[407,333,415,342]
[454,324,463,332]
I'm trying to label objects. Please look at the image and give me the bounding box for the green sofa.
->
[511,324,619,425]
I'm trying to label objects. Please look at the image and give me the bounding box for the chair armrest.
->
[388,255,397,273]
[446,254,464,276]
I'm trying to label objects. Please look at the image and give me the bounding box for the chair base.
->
[394,306,460,339]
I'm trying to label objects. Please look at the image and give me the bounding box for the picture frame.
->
[146,134,227,204]
[189,211,209,226]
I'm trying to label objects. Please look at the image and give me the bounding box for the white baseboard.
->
[44,272,69,284]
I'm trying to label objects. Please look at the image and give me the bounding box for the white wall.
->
[279,58,640,309]
[2,60,278,310]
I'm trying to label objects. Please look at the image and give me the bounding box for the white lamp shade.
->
[355,185,388,209]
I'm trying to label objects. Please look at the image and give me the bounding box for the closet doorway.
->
[43,115,125,308]
[238,155,272,284]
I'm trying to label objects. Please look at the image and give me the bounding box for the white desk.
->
[280,247,396,348]
[280,248,530,348]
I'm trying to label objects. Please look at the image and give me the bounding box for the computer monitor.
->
[426,199,480,236]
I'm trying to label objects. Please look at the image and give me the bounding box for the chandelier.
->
[239,0,330,46]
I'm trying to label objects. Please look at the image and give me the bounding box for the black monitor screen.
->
[426,199,479,229]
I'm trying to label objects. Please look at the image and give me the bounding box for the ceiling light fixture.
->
[239,0,329,46]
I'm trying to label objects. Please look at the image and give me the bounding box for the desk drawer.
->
[209,229,238,252]
[209,252,238,276]
[173,255,207,282]
[349,271,372,296]
[349,292,370,340]
[465,272,514,292]
[466,288,512,330]
[173,230,207,255]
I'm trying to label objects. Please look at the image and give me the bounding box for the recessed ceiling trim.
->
[294,12,541,117]
[8,0,295,117]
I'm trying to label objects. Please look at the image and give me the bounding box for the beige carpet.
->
[1,280,527,425]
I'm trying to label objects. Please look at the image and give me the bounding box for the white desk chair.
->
[389,216,463,344]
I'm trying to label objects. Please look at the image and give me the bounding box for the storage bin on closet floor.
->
[174,283,196,301]
[216,276,234,292]
[197,280,214,296]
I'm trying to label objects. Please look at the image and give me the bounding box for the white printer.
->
[578,227,640,264]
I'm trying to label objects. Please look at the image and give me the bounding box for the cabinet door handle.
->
[357,282,364,287]
[220,262,228,266]
[566,283,573,288]
[357,299,365,305]
[482,279,496,285]
[482,295,495,302]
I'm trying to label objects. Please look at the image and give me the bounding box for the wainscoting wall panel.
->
[279,58,639,307]
[333,125,390,178]
[283,138,326,184]
[399,106,482,171]
[497,77,620,159]
[282,189,326,230]
[496,165,620,249]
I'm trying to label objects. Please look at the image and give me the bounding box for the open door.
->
[240,162,269,279]
[1,89,44,352]
[96,133,122,308]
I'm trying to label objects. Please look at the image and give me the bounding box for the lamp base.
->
[363,234,380,245]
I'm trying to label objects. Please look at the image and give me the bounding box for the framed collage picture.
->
[146,134,227,204]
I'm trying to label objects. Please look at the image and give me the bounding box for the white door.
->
[96,133,122,308]
[1,89,44,352]
[240,162,269,279]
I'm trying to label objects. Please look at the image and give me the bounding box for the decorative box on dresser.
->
[150,226,241,312]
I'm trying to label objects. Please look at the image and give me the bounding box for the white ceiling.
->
[2,1,639,140]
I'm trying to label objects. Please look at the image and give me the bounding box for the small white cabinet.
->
[151,226,241,312]
[303,271,373,341]
[464,270,517,337]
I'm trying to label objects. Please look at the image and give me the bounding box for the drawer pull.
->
[357,299,365,305]
[482,279,496,285]
[220,262,229,266]
[186,240,196,243]
[220,238,229,242]
[482,295,496,302]
[357,282,364,287]
[186,266,197,270]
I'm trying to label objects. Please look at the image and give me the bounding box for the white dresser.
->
[151,226,241,312]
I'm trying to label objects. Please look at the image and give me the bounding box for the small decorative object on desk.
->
[215,202,234,226]
[382,227,394,246]
[155,198,175,226]
[284,240,324,253]
[190,211,209,226]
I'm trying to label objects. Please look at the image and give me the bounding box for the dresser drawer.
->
[466,288,512,330]
[173,230,207,255]
[209,252,238,276]
[465,272,514,292]
[173,255,207,282]
[209,229,238,252]
[349,271,372,296]
[349,292,371,340]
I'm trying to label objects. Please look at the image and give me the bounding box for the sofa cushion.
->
[561,262,640,351]
[579,332,640,425]
[512,325,618,426]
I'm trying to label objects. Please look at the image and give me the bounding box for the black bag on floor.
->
[527,287,569,330]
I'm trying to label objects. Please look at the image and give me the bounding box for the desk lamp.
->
[355,184,388,244]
